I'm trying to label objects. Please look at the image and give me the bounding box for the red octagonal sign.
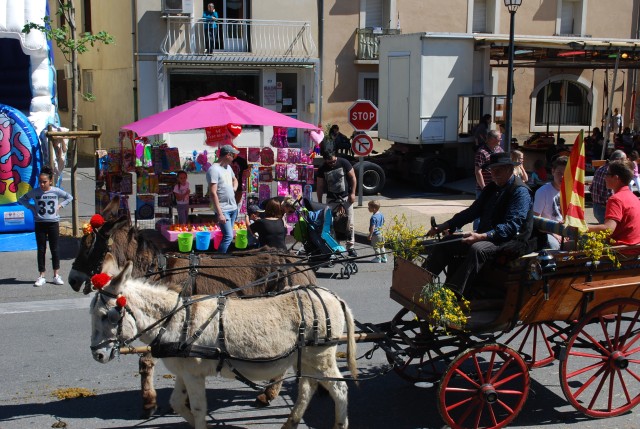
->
[348,99,378,131]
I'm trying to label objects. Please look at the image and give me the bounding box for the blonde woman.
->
[512,150,528,184]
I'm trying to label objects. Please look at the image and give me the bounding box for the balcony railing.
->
[161,17,317,59]
[356,27,401,61]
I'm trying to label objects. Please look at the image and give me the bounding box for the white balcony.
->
[161,17,317,62]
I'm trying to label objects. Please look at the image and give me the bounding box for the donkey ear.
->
[102,252,120,277]
[102,196,121,222]
[109,260,133,291]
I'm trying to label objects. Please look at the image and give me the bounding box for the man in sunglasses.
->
[316,150,358,257]
[426,152,534,297]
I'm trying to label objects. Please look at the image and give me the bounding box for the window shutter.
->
[365,0,383,28]
[473,0,487,33]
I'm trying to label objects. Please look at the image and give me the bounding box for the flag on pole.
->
[560,130,587,230]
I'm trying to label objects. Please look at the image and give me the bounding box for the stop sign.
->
[348,99,378,131]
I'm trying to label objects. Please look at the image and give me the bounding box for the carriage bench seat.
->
[571,276,640,293]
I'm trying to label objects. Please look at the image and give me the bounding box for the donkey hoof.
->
[140,405,157,419]
[253,393,271,408]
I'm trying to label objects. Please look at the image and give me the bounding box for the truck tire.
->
[421,160,451,190]
[353,161,386,195]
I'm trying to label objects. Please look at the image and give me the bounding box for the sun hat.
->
[481,152,518,170]
[219,144,239,157]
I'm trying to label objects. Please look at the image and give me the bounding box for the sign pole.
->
[358,156,364,207]
[347,99,378,207]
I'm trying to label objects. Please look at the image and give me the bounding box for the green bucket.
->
[235,229,248,249]
[177,232,193,252]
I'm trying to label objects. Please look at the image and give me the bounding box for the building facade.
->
[322,0,640,144]
[50,0,135,157]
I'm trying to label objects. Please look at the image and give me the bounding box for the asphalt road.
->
[0,168,638,428]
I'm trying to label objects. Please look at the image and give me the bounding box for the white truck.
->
[371,32,500,190]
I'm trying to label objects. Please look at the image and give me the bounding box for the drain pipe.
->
[131,0,138,120]
[317,0,323,124]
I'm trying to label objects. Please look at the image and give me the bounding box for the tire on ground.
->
[421,160,451,191]
[353,161,386,195]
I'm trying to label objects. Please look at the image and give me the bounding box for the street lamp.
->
[504,0,522,153]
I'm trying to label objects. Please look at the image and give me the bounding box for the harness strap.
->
[308,287,332,341]
[179,304,220,350]
[215,296,228,373]
[188,253,200,294]
[293,289,307,381]
[300,287,319,345]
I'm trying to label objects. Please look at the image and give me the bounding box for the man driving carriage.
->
[426,152,535,297]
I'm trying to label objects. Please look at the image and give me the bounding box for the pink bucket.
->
[212,230,223,250]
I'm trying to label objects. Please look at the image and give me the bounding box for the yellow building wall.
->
[50,0,134,157]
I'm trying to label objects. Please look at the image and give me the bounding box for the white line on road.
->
[0,296,92,315]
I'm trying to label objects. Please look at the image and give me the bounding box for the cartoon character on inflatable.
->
[0,112,32,196]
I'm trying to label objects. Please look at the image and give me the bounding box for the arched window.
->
[534,79,591,127]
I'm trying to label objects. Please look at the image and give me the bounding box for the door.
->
[213,0,247,52]
[387,55,410,141]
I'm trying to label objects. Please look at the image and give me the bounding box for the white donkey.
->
[90,253,357,429]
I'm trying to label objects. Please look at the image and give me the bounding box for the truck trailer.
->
[372,32,500,191]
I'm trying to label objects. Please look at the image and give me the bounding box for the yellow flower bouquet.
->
[420,277,470,331]
[384,214,426,261]
[579,230,620,269]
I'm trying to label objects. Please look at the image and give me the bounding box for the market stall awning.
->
[122,92,319,137]
[473,34,640,69]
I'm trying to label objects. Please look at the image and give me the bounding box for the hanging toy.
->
[310,123,324,156]
[197,150,211,172]
[271,126,289,148]
[193,150,201,171]
[135,141,144,167]
[227,123,242,138]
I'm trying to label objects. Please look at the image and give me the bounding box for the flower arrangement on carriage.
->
[384,214,470,331]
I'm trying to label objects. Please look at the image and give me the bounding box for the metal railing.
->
[356,27,401,60]
[161,17,317,58]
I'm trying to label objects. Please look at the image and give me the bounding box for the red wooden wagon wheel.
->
[559,298,640,418]
[500,322,566,369]
[438,343,530,429]
[385,308,454,383]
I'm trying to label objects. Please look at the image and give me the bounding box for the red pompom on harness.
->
[91,273,112,290]
[90,214,105,229]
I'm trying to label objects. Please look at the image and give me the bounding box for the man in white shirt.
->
[533,156,568,249]
[206,145,239,253]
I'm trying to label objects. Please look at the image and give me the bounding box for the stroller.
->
[292,199,358,279]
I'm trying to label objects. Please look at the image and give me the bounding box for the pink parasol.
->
[121,92,319,137]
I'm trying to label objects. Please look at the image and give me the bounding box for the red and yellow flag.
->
[560,130,587,230]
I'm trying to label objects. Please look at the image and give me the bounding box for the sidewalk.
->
[352,177,599,244]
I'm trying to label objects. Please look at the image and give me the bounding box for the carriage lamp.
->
[536,250,556,300]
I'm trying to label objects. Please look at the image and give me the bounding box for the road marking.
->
[0,296,92,315]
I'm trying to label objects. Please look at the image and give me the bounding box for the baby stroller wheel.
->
[340,267,351,279]
[350,262,358,274]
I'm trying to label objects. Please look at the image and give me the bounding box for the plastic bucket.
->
[177,233,193,253]
[212,230,223,250]
[195,231,211,251]
[235,229,248,249]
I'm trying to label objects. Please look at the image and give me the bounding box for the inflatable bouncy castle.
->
[0,1,59,236]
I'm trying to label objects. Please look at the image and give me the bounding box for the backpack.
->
[332,204,349,240]
[293,209,309,242]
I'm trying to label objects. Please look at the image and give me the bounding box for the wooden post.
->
[71,135,79,237]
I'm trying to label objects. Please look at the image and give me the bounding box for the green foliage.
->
[21,1,114,63]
